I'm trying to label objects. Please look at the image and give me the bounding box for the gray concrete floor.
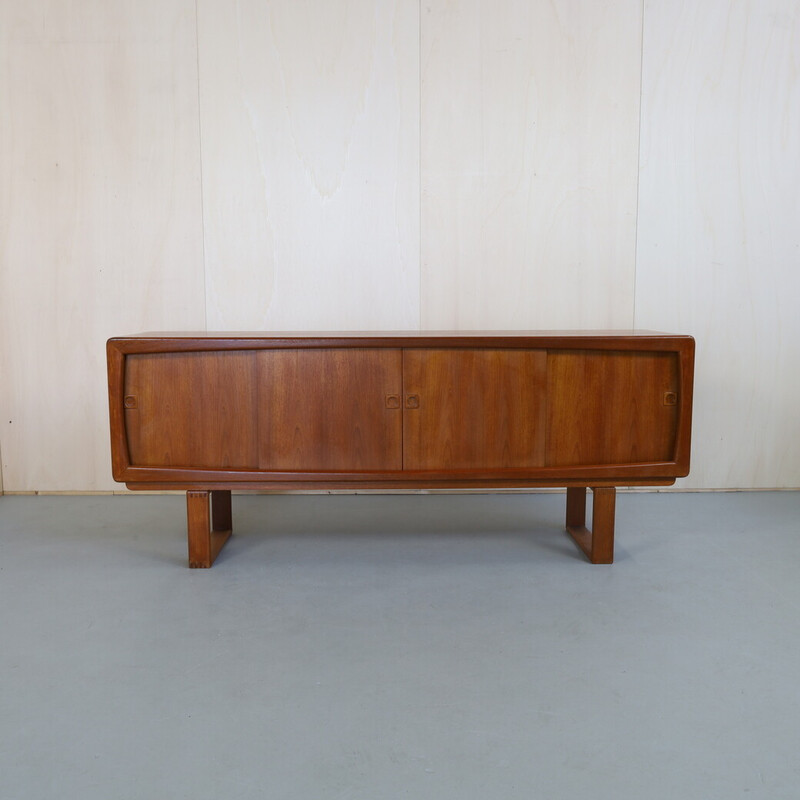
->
[1,491,798,799]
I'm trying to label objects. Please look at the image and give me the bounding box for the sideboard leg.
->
[187,490,233,568]
[565,486,615,564]
[589,488,615,564]
[566,486,586,529]
[211,490,232,533]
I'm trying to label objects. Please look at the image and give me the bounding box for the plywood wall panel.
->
[0,1,206,491]
[197,0,420,331]
[1,0,797,491]
[421,0,642,329]
[635,0,800,488]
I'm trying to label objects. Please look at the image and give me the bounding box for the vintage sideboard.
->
[107,332,694,566]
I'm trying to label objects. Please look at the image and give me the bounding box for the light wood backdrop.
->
[1,0,798,491]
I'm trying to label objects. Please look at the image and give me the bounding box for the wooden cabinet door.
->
[545,350,680,466]
[257,349,403,471]
[125,348,403,473]
[124,351,259,469]
[402,349,547,471]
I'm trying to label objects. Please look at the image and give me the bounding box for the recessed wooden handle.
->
[124,395,138,409]
[405,394,420,409]
[663,392,677,406]
[385,394,401,409]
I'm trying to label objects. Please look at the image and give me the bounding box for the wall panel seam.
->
[418,0,423,331]
[194,0,209,333]
[632,0,646,330]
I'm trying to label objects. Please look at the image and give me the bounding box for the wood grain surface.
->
[402,349,547,470]
[125,352,259,469]
[257,349,403,471]
[546,350,679,467]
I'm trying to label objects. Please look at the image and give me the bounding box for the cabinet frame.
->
[107,332,695,566]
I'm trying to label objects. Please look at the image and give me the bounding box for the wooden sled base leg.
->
[565,486,615,564]
[187,490,232,568]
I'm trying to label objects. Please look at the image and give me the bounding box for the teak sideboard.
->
[107,332,694,567]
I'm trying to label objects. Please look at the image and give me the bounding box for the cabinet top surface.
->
[108,331,695,355]
[111,329,692,341]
